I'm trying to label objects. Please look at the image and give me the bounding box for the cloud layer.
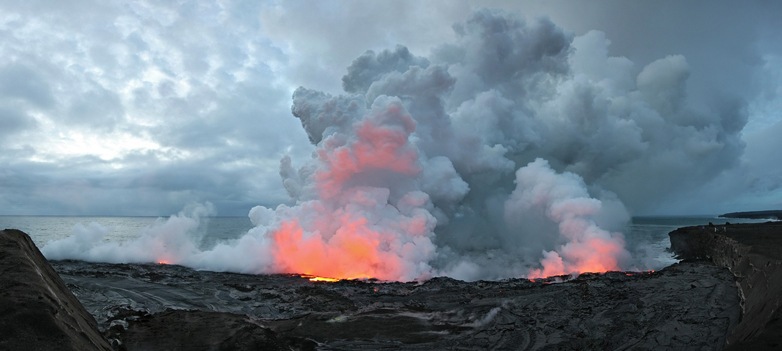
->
[1,1,780,218]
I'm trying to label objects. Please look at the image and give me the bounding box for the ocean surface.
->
[0,214,773,273]
[0,215,254,250]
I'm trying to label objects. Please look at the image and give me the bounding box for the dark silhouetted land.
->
[719,210,782,220]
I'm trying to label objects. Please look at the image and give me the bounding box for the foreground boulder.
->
[0,229,112,351]
[670,221,782,350]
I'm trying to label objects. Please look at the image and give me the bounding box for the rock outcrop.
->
[670,221,782,350]
[0,229,112,351]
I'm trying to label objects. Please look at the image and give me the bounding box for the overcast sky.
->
[1,0,780,216]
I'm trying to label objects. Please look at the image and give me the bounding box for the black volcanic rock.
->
[117,309,303,351]
[0,229,112,351]
[51,259,741,350]
[670,221,782,350]
[2,225,755,350]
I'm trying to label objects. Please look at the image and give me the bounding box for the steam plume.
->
[43,9,745,281]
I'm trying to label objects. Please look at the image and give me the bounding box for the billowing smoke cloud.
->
[506,159,629,279]
[42,9,745,281]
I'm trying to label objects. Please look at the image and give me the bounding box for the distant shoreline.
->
[719,210,782,220]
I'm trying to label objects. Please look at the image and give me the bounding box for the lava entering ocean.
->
[42,8,738,282]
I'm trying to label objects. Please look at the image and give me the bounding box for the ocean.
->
[0,214,772,273]
[0,215,254,249]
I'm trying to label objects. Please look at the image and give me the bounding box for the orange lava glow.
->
[157,259,170,265]
[526,236,627,279]
[302,275,341,283]
[270,219,397,281]
[314,109,420,200]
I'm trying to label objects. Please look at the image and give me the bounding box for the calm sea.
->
[0,215,772,271]
[0,216,254,249]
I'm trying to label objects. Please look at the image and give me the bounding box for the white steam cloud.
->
[42,10,745,281]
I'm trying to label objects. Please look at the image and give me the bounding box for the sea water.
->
[0,215,773,272]
[0,216,253,249]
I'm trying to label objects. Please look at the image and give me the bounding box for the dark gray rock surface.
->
[670,221,782,350]
[52,259,740,350]
[0,229,112,351]
[117,309,302,351]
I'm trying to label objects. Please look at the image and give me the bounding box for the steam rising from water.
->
[43,10,745,281]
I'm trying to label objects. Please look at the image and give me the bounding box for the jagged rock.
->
[670,221,782,350]
[0,229,112,351]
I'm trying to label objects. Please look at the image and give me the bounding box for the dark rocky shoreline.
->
[670,221,782,350]
[718,210,782,220]
[50,260,740,350]
[2,222,781,350]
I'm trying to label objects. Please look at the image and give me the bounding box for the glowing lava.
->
[270,219,389,280]
[302,275,342,283]
[258,98,438,282]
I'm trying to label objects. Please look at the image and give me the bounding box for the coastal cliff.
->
[670,221,782,350]
[0,229,112,351]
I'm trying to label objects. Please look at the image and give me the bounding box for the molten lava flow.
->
[309,277,340,282]
[301,275,341,283]
[157,259,170,265]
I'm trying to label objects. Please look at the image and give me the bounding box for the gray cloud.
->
[0,63,55,109]
[0,0,779,219]
[342,45,430,94]
[0,1,312,215]
[0,106,36,137]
